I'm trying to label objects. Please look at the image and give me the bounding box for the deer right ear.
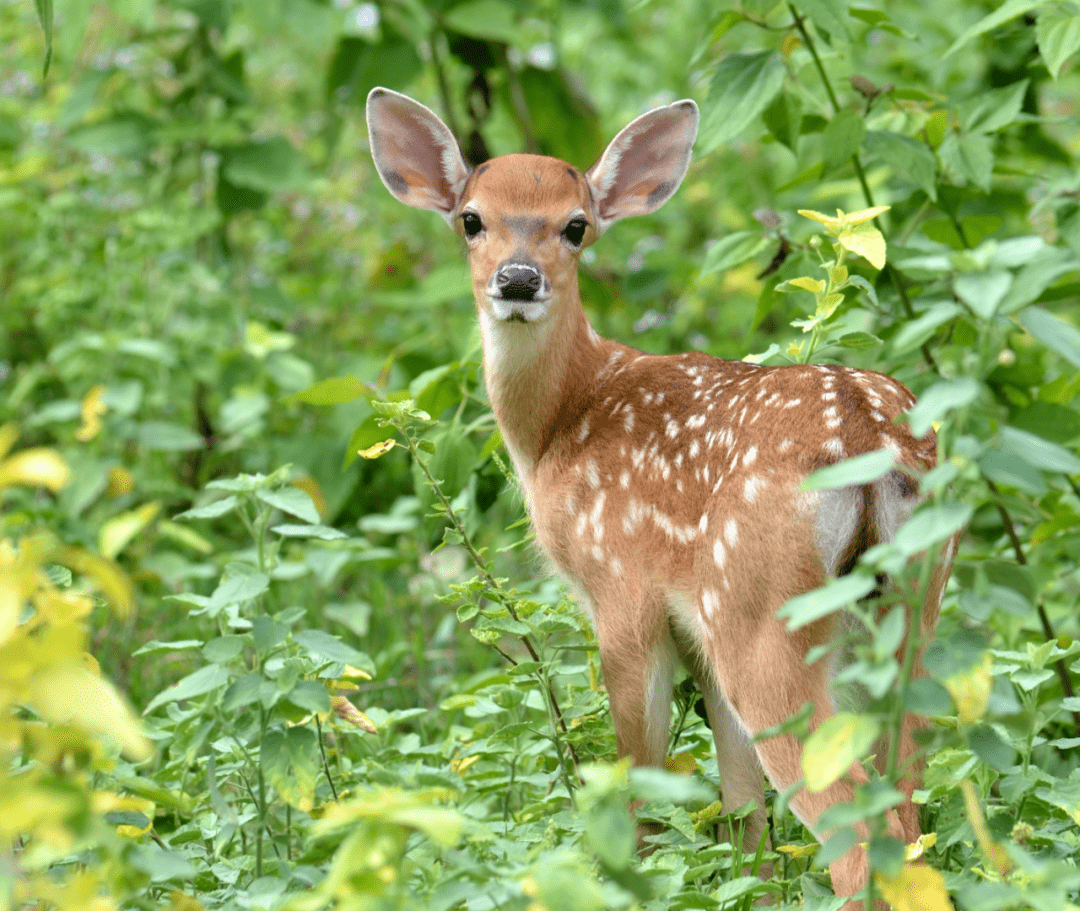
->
[366,88,471,224]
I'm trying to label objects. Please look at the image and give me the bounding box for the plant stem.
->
[401,430,581,772]
[985,477,1080,733]
[788,3,938,372]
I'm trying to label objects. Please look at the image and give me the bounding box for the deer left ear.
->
[585,99,698,234]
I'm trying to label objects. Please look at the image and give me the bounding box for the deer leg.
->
[595,598,676,846]
[706,590,902,906]
[679,637,770,867]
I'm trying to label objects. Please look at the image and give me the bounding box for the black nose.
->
[495,263,542,301]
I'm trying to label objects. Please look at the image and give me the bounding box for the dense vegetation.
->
[3,1,1080,909]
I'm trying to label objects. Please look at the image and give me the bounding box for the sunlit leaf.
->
[802,712,880,792]
[875,862,954,911]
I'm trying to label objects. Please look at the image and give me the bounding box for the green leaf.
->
[34,0,53,77]
[287,679,332,714]
[834,331,882,349]
[293,629,374,672]
[441,0,520,43]
[222,137,307,192]
[286,375,372,405]
[793,0,851,41]
[906,377,981,437]
[777,574,877,630]
[938,132,994,192]
[999,426,1080,475]
[890,301,963,354]
[700,52,786,153]
[953,269,1013,319]
[327,30,422,103]
[802,712,880,792]
[518,66,605,164]
[968,724,1016,772]
[584,802,635,869]
[175,496,238,520]
[801,449,897,491]
[822,109,866,172]
[960,80,1029,134]
[761,88,803,151]
[256,486,320,524]
[1037,7,1080,79]
[946,0,1043,56]
[144,664,231,714]
[894,502,973,555]
[270,523,348,540]
[206,563,270,612]
[134,421,205,452]
[864,131,938,200]
[262,727,319,810]
[1019,306,1080,368]
[699,231,770,277]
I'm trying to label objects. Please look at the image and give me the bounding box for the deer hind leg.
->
[676,629,770,868]
[699,525,903,904]
[876,530,959,843]
[869,472,957,843]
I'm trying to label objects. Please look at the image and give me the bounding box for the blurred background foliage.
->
[3,0,1080,908]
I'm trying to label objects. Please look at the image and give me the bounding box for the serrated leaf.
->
[801,449,897,491]
[144,664,231,714]
[699,231,770,277]
[802,712,880,792]
[1019,306,1080,368]
[838,223,887,269]
[793,0,850,41]
[255,486,320,524]
[787,276,826,294]
[293,629,375,673]
[822,109,866,172]
[286,375,372,405]
[700,52,786,152]
[778,574,877,630]
[906,377,981,437]
[953,269,1013,320]
[1037,7,1080,79]
[959,80,1028,134]
[176,496,238,520]
[946,0,1042,57]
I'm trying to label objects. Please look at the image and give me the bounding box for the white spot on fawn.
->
[744,475,764,502]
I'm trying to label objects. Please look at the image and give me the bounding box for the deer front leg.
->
[594,599,677,847]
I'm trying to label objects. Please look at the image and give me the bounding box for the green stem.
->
[788,4,938,372]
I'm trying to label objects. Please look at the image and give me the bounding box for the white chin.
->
[489,298,548,323]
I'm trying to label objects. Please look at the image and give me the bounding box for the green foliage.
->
[5,0,1080,909]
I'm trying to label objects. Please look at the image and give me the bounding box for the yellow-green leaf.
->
[802,712,880,792]
[798,208,841,230]
[875,862,954,911]
[0,448,71,492]
[838,223,887,270]
[99,502,161,559]
[817,292,846,319]
[961,780,1013,874]
[359,439,396,459]
[787,276,826,295]
[55,547,135,616]
[29,663,152,761]
[943,652,992,724]
[842,205,891,225]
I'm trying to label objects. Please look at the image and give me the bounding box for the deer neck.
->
[478,287,611,488]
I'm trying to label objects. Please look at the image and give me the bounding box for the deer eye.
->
[461,211,484,238]
[562,217,588,247]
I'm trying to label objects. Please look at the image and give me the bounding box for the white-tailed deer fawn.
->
[366,87,956,904]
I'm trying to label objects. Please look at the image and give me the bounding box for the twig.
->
[985,478,1080,733]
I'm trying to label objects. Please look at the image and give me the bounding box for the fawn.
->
[366,87,956,904]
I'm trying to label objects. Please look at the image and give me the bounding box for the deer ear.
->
[366,88,471,224]
[586,100,698,234]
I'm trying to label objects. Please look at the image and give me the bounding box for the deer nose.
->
[495,263,543,301]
